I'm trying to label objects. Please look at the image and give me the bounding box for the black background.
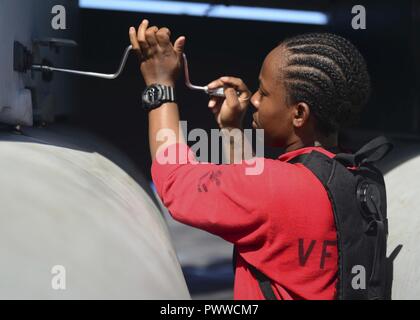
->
[70,0,420,180]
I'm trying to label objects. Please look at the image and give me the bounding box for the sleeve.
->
[151,143,271,246]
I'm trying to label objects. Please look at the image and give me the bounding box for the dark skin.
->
[247,45,338,151]
[129,20,185,160]
[129,21,338,159]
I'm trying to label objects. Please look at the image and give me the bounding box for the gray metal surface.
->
[0,0,80,125]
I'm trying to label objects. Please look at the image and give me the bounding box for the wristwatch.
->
[142,84,176,111]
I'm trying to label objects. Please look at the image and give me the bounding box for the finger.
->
[207,79,225,90]
[209,102,220,114]
[145,26,159,48]
[209,101,222,117]
[221,76,251,101]
[208,96,223,109]
[211,106,222,117]
[156,27,171,47]
[129,27,141,51]
[174,36,186,56]
[138,20,149,52]
[220,76,249,92]
[225,87,240,109]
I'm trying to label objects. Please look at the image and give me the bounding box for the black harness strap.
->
[249,265,278,300]
[231,247,277,300]
[232,152,312,300]
[287,153,310,165]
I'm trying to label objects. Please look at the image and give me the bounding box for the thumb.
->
[174,36,186,55]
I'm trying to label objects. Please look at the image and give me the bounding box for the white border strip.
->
[79,0,328,25]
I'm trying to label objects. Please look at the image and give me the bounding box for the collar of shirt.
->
[278,146,337,162]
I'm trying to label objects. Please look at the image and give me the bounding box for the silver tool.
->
[183,53,240,98]
[31,43,239,99]
[32,45,134,80]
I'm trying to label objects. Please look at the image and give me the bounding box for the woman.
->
[128,19,371,300]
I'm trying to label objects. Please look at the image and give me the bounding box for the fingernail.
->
[221,77,229,81]
[209,100,216,107]
[129,27,135,33]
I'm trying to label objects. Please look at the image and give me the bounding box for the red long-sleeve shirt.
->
[152,143,338,300]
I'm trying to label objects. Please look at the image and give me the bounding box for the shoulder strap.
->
[288,154,310,165]
[232,151,314,300]
[232,246,277,300]
[248,265,278,300]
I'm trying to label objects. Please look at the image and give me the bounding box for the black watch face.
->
[143,85,163,107]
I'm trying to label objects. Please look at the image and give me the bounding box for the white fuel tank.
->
[0,127,190,299]
[383,145,420,300]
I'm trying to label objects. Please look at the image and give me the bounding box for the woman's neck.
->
[285,132,338,153]
[314,132,338,149]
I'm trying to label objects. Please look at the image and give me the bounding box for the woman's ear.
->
[292,102,310,128]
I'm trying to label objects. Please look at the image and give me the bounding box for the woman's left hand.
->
[129,20,186,87]
[207,76,252,129]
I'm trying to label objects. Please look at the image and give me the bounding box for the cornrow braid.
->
[280,33,371,136]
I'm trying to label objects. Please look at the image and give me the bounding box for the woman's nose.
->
[250,92,259,109]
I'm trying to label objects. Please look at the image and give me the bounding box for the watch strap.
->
[162,85,176,102]
[142,84,176,111]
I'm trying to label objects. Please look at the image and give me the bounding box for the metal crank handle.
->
[205,87,225,97]
[182,53,241,98]
[31,45,133,80]
[204,86,241,98]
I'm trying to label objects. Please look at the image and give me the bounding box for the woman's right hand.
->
[207,77,251,129]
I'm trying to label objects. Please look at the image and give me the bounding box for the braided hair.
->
[279,33,371,136]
